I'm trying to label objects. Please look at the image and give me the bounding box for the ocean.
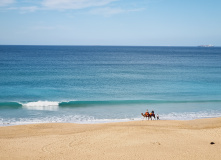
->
[0,45,221,126]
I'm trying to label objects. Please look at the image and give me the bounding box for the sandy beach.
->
[0,118,221,160]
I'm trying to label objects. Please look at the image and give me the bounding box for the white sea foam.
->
[0,115,136,126]
[1,110,221,126]
[22,101,59,111]
[160,111,221,120]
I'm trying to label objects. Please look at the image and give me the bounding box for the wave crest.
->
[22,101,59,111]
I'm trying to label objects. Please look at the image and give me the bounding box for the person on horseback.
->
[145,109,149,117]
[141,109,156,120]
[149,110,155,120]
[141,109,149,120]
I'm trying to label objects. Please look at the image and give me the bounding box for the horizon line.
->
[0,44,220,47]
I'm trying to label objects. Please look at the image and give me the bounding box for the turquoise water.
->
[0,46,221,125]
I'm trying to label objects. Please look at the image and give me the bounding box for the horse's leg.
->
[141,113,145,120]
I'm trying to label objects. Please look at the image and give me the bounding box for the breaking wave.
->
[21,101,59,111]
[0,100,221,109]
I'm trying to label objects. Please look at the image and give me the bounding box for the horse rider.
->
[145,110,149,117]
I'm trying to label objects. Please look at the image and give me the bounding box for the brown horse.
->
[141,112,155,120]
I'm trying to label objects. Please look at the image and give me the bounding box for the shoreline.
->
[1,115,221,127]
[0,117,221,160]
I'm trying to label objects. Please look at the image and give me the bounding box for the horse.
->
[141,112,155,120]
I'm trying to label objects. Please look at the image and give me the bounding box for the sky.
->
[0,0,221,46]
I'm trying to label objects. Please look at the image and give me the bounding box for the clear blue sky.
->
[0,0,221,46]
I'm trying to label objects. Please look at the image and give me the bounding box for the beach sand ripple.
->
[0,118,221,160]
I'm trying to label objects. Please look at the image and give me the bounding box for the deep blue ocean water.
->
[0,45,221,125]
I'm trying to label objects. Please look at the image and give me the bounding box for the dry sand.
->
[0,118,221,160]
